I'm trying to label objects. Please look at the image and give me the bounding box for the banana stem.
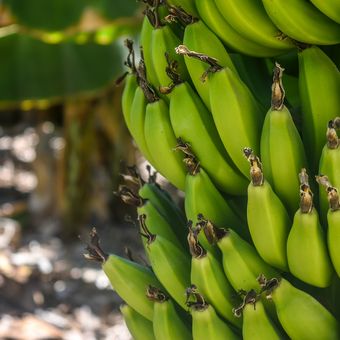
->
[185,284,208,311]
[316,175,340,211]
[257,274,280,299]
[271,62,285,110]
[187,223,207,258]
[165,5,198,26]
[175,44,223,81]
[83,228,108,263]
[243,147,264,186]
[232,289,259,318]
[115,39,137,86]
[117,185,145,207]
[139,213,157,244]
[146,285,169,302]
[326,119,339,149]
[196,214,228,244]
[299,168,314,213]
[174,138,201,175]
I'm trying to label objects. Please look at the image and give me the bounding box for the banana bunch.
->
[85,0,340,338]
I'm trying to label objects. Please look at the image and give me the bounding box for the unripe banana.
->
[310,0,340,24]
[260,62,307,215]
[317,176,340,278]
[84,228,163,321]
[244,148,290,271]
[121,73,137,133]
[195,0,283,58]
[186,285,240,340]
[318,120,340,223]
[262,0,340,45]
[139,214,191,309]
[144,97,187,190]
[260,276,340,340]
[146,286,191,340]
[233,290,286,340]
[214,0,294,51]
[120,304,156,340]
[188,225,242,328]
[179,15,237,110]
[287,169,334,288]
[202,220,278,292]
[169,80,248,195]
[298,46,340,172]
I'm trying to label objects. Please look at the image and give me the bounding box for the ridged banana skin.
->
[287,209,334,287]
[138,200,183,250]
[182,20,238,110]
[184,168,248,243]
[169,82,248,195]
[151,25,188,90]
[260,105,307,215]
[319,145,340,224]
[191,251,242,328]
[209,68,264,178]
[247,180,290,271]
[218,229,278,292]
[310,0,340,24]
[146,236,191,310]
[328,209,340,278]
[271,278,340,340]
[139,183,187,249]
[144,99,186,191]
[214,0,294,50]
[195,0,283,57]
[103,254,163,321]
[298,46,340,172]
[129,87,156,165]
[262,0,340,45]
[120,304,156,340]
[140,16,158,86]
[167,0,198,17]
[191,305,240,340]
[152,299,192,340]
[121,73,137,133]
[242,300,285,340]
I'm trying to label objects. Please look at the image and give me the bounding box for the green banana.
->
[179,14,238,110]
[186,285,240,340]
[180,152,248,242]
[233,290,286,340]
[139,214,191,309]
[260,62,307,215]
[310,0,340,24]
[214,0,294,51]
[244,148,290,271]
[201,219,278,292]
[84,228,163,321]
[146,286,191,340]
[287,169,334,288]
[140,12,158,86]
[188,225,242,328]
[195,0,284,57]
[262,0,340,45]
[317,176,340,278]
[120,304,156,340]
[260,276,340,339]
[144,97,187,190]
[298,46,340,172]
[169,80,248,195]
[318,119,340,223]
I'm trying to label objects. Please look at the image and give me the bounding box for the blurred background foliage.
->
[0,0,142,236]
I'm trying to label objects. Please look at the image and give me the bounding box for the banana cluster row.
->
[90,1,340,339]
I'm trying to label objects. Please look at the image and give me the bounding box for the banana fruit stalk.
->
[244,148,290,271]
[233,290,286,340]
[120,304,156,340]
[260,276,340,340]
[188,225,242,328]
[146,286,191,340]
[286,169,334,287]
[84,228,163,321]
[139,214,191,310]
[260,62,307,215]
[186,285,240,340]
